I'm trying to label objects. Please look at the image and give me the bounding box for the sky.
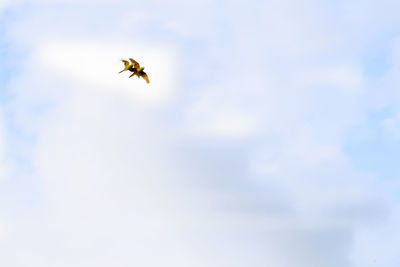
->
[1,0,400,266]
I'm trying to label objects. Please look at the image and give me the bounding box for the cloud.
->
[0,110,8,182]
[184,88,259,138]
[0,110,11,243]
[1,0,400,266]
[0,220,8,240]
[6,39,388,265]
[382,112,400,138]
[36,40,177,105]
[296,64,364,93]
[0,0,9,9]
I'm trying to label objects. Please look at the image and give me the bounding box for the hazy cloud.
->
[1,0,399,266]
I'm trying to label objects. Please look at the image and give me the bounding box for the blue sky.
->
[1,0,400,266]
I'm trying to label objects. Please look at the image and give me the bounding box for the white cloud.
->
[2,0,400,266]
[35,40,177,105]
[184,91,258,138]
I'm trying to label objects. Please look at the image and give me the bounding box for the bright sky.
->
[1,0,400,266]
